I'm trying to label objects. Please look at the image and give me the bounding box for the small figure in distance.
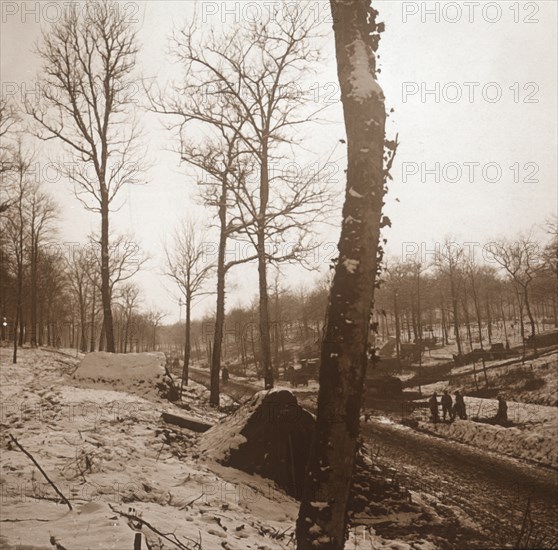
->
[495,394,508,424]
[441,390,453,422]
[453,390,467,420]
[428,392,440,424]
[221,365,229,384]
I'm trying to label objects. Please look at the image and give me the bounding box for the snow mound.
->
[198,388,315,498]
[198,389,276,462]
[73,352,172,400]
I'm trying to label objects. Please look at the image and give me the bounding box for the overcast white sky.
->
[1,0,557,322]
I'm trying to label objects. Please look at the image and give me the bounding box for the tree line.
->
[157,228,557,370]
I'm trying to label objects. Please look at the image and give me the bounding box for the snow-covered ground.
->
[1,347,455,549]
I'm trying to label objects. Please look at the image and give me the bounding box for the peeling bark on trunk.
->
[296,2,386,548]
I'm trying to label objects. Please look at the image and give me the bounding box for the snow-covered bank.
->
[1,349,297,549]
[411,396,558,468]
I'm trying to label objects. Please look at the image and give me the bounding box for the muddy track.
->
[363,421,558,548]
[189,367,264,402]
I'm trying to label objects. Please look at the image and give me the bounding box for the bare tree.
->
[434,239,464,356]
[155,123,256,405]
[382,260,409,361]
[542,217,558,280]
[27,0,144,352]
[159,4,330,390]
[148,22,266,404]
[4,144,33,363]
[84,232,145,349]
[297,1,391,547]
[164,220,213,395]
[116,282,140,352]
[145,310,166,352]
[0,98,19,214]
[490,237,540,339]
[541,218,558,326]
[66,248,93,352]
[28,185,58,347]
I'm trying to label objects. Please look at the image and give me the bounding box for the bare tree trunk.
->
[80,298,87,353]
[101,198,115,352]
[30,238,38,347]
[463,299,473,351]
[12,301,21,364]
[250,323,259,371]
[13,193,24,363]
[18,316,25,347]
[90,284,97,352]
[124,316,129,353]
[99,318,106,352]
[469,275,483,350]
[450,278,462,355]
[485,299,493,344]
[411,304,418,341]
[181,293,192,396]
[500,299,509,345]
[210,184,228,406]
[523,286,536,339]
[257,143,273,388]
[516,291,525,341]
[441,303,449,345]
[297,1,386,546]
[273,281,280,376]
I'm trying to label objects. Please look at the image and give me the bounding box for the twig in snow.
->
[155,440,166,462]
[179,492,204,510]
[108,504,201,550]
[8,434,72,511]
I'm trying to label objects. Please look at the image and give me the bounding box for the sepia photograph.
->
[0,1,557,548]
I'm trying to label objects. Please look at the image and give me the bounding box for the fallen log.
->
[161,412,212,433]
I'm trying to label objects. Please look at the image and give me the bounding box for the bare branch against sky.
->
[0,0,556,322]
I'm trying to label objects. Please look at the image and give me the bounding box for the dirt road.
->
[362,420,558,548]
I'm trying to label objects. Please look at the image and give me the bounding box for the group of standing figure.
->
[429,390,467,423]
[429,391,508,424]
